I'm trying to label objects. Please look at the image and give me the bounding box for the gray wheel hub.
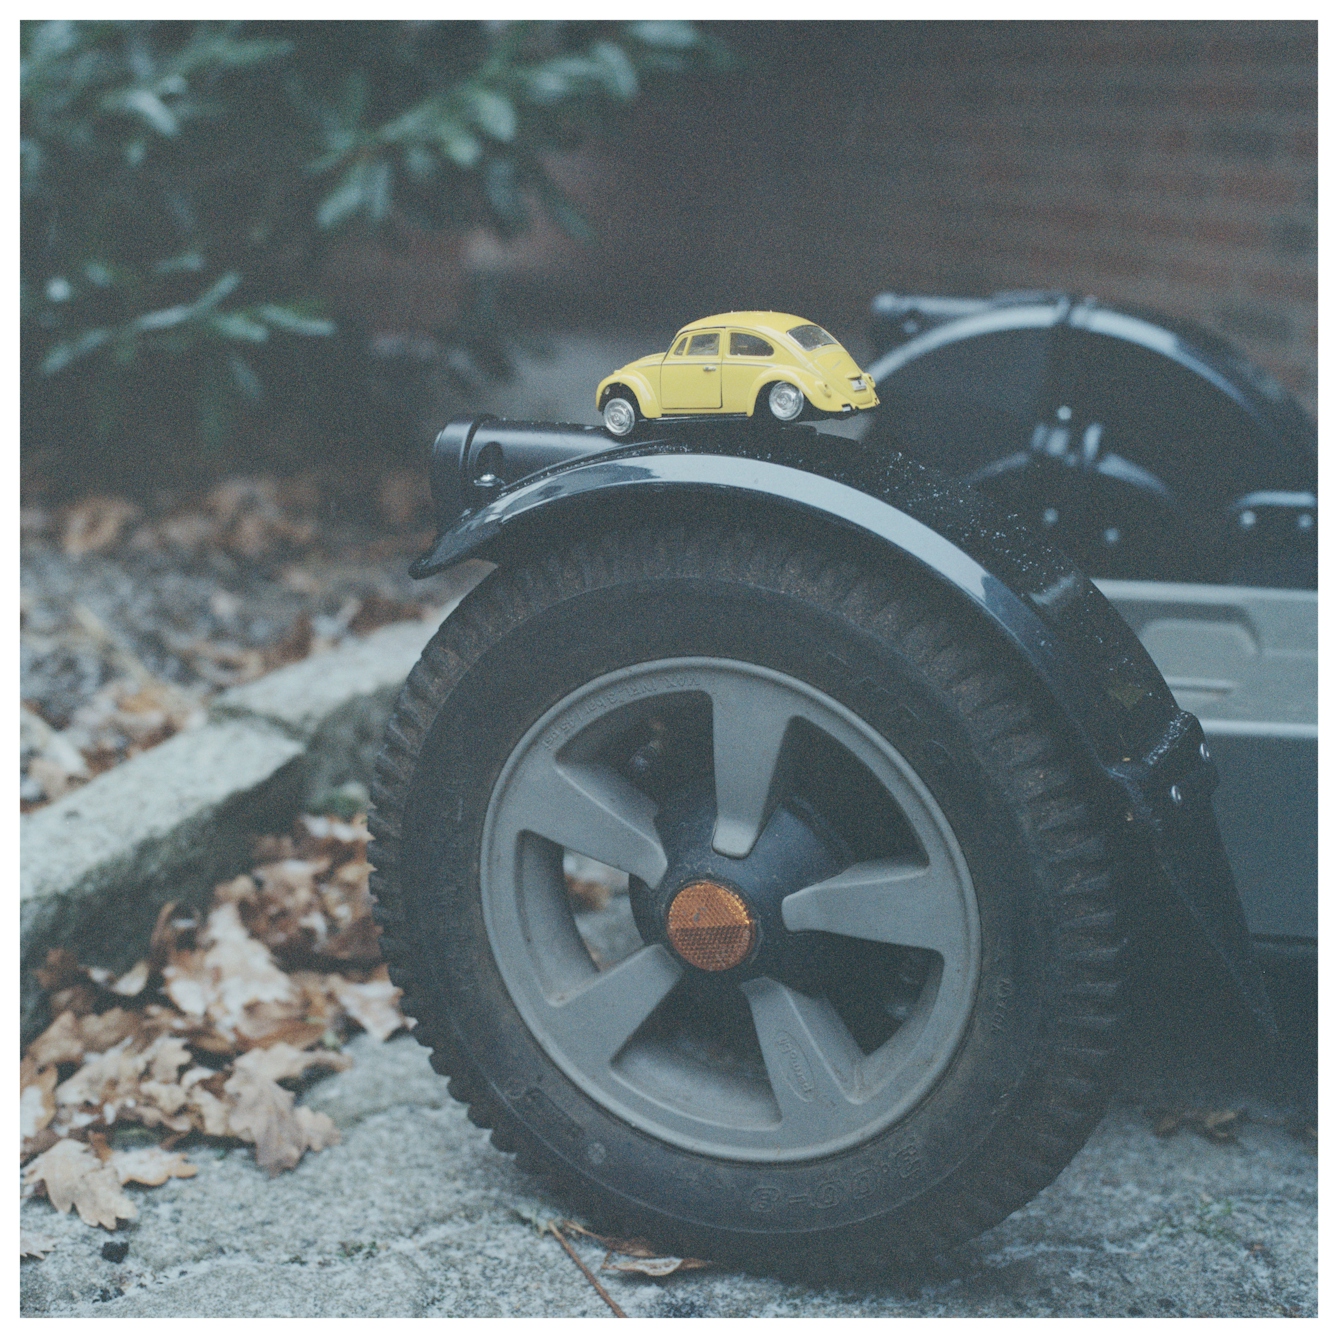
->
[480,658,981,1162]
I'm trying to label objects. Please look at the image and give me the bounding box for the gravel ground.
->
[20,998,1317,1318]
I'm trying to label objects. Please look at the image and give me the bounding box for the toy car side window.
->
[730,332,774,357]
[671,337,688,355]
[686,332,719,356]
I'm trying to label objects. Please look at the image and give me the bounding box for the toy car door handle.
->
[702,364,717,371]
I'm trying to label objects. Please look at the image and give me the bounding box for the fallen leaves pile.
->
[20,812,411,1240]
[21,472,435,810]
[21,666,207,806]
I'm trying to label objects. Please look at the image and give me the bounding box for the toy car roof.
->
[675,312,830,341]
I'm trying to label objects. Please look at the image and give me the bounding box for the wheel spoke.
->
[544,945,682,1070]
[780,859,967,961]
[708,677,793,858]
[740,977,863,1134]
[508,758,668,887]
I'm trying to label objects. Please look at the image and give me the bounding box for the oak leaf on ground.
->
[21,1231,60,1259]
[223,1043,348,1174]
[163,902,297,1037]
[329,967,407,1043]
[23,1138,137,1229]
[560,1220,713,1276]
[110,1146,198,1186]
[26,1010,85,1068]
[21,1062,58,1141]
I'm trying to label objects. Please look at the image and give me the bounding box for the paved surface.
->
[21,1014,1317,1318]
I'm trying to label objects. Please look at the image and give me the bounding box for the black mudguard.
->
[410,417,1277,1040]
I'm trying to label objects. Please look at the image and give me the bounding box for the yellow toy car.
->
[595,311,879,437]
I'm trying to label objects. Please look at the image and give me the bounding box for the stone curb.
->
[20,562,490,1040]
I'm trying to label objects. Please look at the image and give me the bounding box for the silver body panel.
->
[1096,581,1318,941]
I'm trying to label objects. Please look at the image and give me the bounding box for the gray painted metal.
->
[1096,581,1317,941]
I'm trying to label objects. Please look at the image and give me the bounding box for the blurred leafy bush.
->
[21,20,725,494]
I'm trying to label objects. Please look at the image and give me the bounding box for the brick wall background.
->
[492,21,1317,413]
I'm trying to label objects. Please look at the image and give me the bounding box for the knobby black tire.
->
[367,522,1127,1280]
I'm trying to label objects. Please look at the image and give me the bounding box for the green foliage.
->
[21,20,725,487]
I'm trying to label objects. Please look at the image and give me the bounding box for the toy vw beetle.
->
[595,311,879,437]
[368,301,1313,1279]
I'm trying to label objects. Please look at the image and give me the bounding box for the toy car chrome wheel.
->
[765,381,806,422]
[602,394,638,437]
[370,522,1125,1277]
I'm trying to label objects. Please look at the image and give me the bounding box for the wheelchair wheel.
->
[369,521,1126,1277]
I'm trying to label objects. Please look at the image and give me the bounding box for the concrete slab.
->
[213,619,441,741]
[19,1034,1317,1318]
[19,564,492,1041]
[20,718,305,1036]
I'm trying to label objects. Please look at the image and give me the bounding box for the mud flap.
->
[1108,711,1280,1044]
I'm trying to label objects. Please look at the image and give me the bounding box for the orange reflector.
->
[666,880,756,971]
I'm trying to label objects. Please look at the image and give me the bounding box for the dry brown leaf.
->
[262,613,315,671]
[229,1042,351,1086]
[223,1070,342,1174]
[330,967,407,1042]
[1151,1107,1243,1143]
[347,592,421,636]
[22,808,400,1223]
[110,1146,198,1186]
[21,1064,58,1141]
[21,1230,59,1260]
[61,497,140,557]
[223,1043,347,1172]
[290,972,344,1027]
[36,948,85,992]
[27,756,84,801]
[560,1220,714,1274]
[27,1011,85,1068]
[320,917,381,963]
[163,902,297,1037]
[602,1253,712,1277]
[23,1139,137,1229]
[53,1036,139,1109]
[78,1007,142,1054]
[53,1032,193,1131]
[149,900,189,965]
[22,1128,62,1163]
[110,960,152,997]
